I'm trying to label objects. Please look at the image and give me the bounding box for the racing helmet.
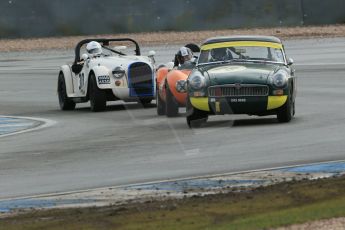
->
[86,41,102,56]
[210,47,227,61]
[177,47,193,65]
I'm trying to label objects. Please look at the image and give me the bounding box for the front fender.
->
[156,67,169,101]
[91,65,114,89]
[60,65,74,96]
[166,69,190,105]
[156,67,169,87]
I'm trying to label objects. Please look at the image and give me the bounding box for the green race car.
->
[186,36,296,127]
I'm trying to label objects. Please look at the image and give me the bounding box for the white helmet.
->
[86,41,102,56]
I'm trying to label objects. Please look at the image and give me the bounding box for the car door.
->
[72,61,89,97]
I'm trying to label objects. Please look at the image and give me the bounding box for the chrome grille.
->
[208,84,269,97]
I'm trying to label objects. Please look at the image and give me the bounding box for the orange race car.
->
[156,44,200,117]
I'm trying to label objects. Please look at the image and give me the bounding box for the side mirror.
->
[287,58,294,66]
[81,53,89,61]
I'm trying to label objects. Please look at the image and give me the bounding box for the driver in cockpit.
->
[175,46,195,70]
[73,41,103,73]
[210,47,233,62]
[86,41,103,57]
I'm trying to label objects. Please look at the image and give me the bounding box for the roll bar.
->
[73,38,141,64]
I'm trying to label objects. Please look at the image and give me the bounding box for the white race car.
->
[58,38,156,111]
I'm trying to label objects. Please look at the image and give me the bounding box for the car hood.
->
[200,63,280,86]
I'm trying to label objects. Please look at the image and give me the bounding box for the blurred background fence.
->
[0,0,345,38]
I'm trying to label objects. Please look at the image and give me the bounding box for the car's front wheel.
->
[57,72,76,111]
[89,73,106,112]
[165,82,179,117]
[186,97,208,128]
[139,98,153,107]
[277,89,294,123]
[156,87,166,115]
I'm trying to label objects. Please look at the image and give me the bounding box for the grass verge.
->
[1,175,345,230]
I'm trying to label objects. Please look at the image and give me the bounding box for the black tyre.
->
[156,88,166,115]
[165,83,179,117]
[139,98,153,107]
[57,72,76,110]
[277,89,294,123]
[89,73,106,112]
[186,96,208,128]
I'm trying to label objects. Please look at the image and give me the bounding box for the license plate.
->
[230,98,247,103]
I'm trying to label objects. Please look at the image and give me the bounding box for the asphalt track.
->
[1,38,345,199]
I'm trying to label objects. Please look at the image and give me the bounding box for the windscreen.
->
[79,40,139,58]
[198,42,285,64]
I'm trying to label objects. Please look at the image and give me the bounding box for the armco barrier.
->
[0,0,344,38]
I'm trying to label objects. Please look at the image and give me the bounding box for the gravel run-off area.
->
[275,217,345,230]
[1,24,345,52]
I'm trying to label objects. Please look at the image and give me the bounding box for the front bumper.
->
[190,95,287,115]
[112,87,155,100]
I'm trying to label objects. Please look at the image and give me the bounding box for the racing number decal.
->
[98,75,111,84]
[79,73,85,90]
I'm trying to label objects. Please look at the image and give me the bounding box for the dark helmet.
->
[210,48,227,61]
[174,47,193,66]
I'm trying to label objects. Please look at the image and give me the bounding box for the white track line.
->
[1,159,344,202]
[0,116,56,138]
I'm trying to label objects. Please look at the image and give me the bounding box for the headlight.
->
[188,72,206,90]
[272,71,288,88]
[112,66,125,78]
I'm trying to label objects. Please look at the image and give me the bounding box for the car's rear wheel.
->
[57,72,76,110]
[186,96,208,128]
[156,88,166,115]
[89,73,106,112]
[165,82,179,117]
[277,89,294,123]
